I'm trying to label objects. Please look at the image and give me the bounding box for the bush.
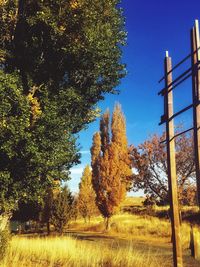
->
[0,229,10,260]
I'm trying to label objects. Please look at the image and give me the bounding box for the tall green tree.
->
[0,71,30,230]
[0,0,126,229]
[0,72,79,230]
[91,104,132,230]
[50,186,73,235]
[41,188,54,235]
[1,0,126,105]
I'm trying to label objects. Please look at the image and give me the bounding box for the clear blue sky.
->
[68,0,200,193]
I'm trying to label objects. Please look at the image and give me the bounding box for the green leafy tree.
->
[41,188,54,235]
[91,104,132,230]
[0,0,126,229]
[0,71,79,230]
[0,71,30,230]
[77,165,98,222]
[1,0,126,110]
[50,186,73,235]
[12,200,42,224]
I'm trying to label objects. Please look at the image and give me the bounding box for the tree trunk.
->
[0,213,11,232]
[47,221,50,235]
[105,217,110,231]
[59,227,63,236]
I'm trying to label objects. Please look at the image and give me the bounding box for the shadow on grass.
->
[65,229,200,267]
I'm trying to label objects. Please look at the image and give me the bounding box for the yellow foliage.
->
[91,104,132,221]
[0,1,7,6]
[90,132,101,166]
[0,119,6,128]
[77,165,98,219]
[70,0,80,9]
[27,88,42,125]
[52,180,61,197]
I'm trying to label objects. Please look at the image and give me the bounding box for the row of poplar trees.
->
[78,104,132,230]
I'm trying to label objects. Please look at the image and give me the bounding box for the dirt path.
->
[66,230,200,267]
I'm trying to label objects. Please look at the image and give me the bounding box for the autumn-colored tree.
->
[181,184,197,206]
[131,131,196,205]
[111,104,133,189]
[91,104,132,230]
[100,109,110,154]
[91,132,101,194]
[71,195,79,221]
[77,165,98,222]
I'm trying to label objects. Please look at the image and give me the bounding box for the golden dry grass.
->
[69,213,192,248]
[0,236,171,267]
[121,196,145,207]
[1,213,199,267]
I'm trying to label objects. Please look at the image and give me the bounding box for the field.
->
[0,235,171,267]
[1,199,200,267]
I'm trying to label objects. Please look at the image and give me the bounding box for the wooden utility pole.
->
[164,52,183,267]
[191,20,200,208]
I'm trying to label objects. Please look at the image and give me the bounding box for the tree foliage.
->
[1,0,126,105]
[0,0,126,223]
[91,104,132,228]
[131,132,196,205]
[77,165,98,221]
[0,71,30,214]
[100,109,110,154]
[50,186,73,234]
[0,71,79,216]
[12,200,42,223]
[41,188,54,235]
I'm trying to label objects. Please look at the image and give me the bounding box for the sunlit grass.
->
[122,196,145,207]
[69,213,192,248]
[1,213,198,266]
[0,236,172,267]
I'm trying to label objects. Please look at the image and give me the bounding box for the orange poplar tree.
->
[91,103,132,230]
[100,109,110,154]
[77,165,98,222]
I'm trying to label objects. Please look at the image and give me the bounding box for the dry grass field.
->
[0,235,172,267]
[1,212,200,267]
[69,213,191,248]
[121,196,145,207]
[1,198,200,267]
